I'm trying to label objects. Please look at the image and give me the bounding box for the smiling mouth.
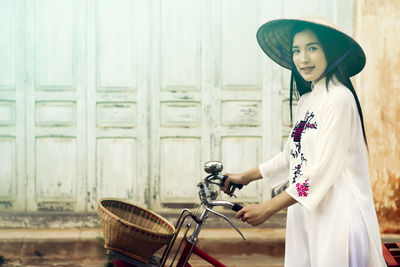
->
[301,66,315,73]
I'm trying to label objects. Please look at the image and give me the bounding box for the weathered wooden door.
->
[0,0,353,217]
[24,0,88,212]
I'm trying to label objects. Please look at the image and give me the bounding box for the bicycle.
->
[105,161,245,267]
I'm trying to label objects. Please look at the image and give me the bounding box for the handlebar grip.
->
[232,203,243,212]
[232,183,243,190]
[221,175,243,190]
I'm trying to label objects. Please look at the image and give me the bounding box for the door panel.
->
[0,0,16,88]
[0,138,16,201]
[35,137,76,200]
[96,138,138,200]
[221,0,261,88]
[35,0,77,89]
[160,137,201,203]
[97,0,136,90]
[160,0,201,89]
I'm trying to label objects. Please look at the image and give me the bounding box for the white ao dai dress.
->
[259,77,386,267]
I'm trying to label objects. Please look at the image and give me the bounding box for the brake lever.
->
[220,175,243,190]
[205,207,246,240]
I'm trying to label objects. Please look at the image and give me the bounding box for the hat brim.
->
[256,19,366,77]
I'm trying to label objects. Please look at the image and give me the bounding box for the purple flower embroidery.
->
[291,111,317,145]
[293,121,306,142]
[296,179,310,197]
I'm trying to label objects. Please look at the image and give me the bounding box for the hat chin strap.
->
[322,44,354,75]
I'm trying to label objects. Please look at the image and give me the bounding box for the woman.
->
[222,16,386,267]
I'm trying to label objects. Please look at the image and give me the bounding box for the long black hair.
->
[289,23,368,147]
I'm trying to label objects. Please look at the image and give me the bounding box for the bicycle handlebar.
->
[200,161,244,213]
[232,203,243,212]
[207,200,243,212]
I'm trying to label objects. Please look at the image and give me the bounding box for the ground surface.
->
[0,228,398,266]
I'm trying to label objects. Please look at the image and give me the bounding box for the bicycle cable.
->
[168,204,202,267]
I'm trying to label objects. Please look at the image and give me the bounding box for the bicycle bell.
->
[204,161,223,175]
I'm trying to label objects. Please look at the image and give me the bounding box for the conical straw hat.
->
[256,15,365,77]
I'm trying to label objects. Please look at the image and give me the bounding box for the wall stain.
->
[37,202,74,212]
[355,0,400,233]
[0,202,13,211]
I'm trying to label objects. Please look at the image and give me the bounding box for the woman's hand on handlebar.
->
[235,203,271,226]
[220,166,263,196]
[221,173,249,196]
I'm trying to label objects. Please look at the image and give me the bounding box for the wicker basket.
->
[98,198,175,263]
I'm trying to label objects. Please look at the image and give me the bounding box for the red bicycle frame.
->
[110,238,227,267]
[176,239,226,267]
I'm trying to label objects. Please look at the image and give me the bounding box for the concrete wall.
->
[354,0,400,233]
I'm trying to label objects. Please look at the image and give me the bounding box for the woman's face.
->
[292,29,328,84]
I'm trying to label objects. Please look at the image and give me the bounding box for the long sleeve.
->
[259,137,290,188]
[285,89,357,212]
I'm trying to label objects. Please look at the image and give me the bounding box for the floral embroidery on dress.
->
[296,178,310,197]
[292,164,303,184]
[291,111,318,155]
[290,111,317,192]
